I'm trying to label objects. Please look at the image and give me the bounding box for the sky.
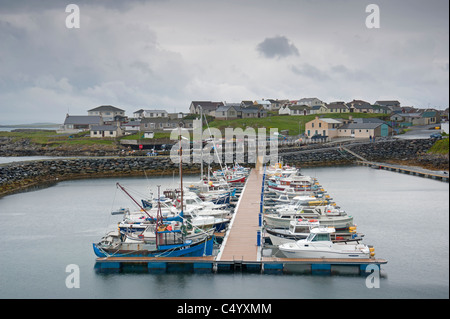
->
[0,0,448,124]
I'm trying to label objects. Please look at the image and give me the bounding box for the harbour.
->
[0,165,447,298]
[94,167,387,274]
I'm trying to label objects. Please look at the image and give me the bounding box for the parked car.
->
[311,134,328,140]
[430,133,442,139]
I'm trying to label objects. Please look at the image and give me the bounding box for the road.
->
[395,124,441,140]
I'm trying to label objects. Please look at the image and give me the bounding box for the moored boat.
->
[278,227,375,259]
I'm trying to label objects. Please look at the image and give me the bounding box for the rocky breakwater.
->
[0,157,200,197]
[281,138,439,168]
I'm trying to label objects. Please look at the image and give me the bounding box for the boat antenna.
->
[116,182,155,221]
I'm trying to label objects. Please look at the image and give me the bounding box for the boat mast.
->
[116,182,154,221]
[179,122,184,215]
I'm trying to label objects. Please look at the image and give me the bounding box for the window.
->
[109,131,114,135]
[319,123,321,128]
[312,123,314,128]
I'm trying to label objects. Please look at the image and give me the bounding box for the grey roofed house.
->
[352,118,386,124]
[63,115,102,126]
[88,105,125,113]
[190,101,224,114]
[339,122,385,130]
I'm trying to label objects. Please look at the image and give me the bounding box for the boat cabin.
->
[305,227,335,242]
[289,219,320,234]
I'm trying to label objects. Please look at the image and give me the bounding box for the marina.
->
[94,164,388,274]
[0,165,447,298]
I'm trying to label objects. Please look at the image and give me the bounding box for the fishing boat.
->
[266,219,362,246]
[93,127,215,259]
[263,204,354,230]
[278,227,375,259]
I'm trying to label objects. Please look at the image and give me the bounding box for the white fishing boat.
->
[263,204,354,230]
[278,227,375,259]
[266,219,361,246]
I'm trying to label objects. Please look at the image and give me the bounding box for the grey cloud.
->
[257,35,299,59]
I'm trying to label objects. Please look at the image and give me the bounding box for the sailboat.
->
[93,125,215,258]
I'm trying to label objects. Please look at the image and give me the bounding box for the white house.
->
[88,105,125,122]
[297,98,324,107]
[90,125,124,138]
[133,109,168,119]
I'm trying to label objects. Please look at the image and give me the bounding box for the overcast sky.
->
[0,0,448,124]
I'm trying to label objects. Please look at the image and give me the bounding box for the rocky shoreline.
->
[1,138,448,197]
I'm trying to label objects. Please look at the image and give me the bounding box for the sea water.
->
[0,166,448,299]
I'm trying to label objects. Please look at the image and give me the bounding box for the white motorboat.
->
[266,219,361,246]
[263,204,354,230]
[266,219,320,246]
[278,227,375,259]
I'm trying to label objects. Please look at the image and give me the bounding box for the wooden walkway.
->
[216,169,262,262]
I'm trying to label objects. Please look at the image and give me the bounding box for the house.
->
[326,102,349,113]
[240,100,254,108]
[419,111,440,125]
[304,117,344,138]
[338,122,391,138]
[241,106,267,118]
[88,105,125,122]
[279,105,311,116]
[189,101,224,115]
[121,120,141,133]
[140,118,194,132]
[266,99,289,111]
[372,105,391,114]
[90,125,124,138]
[347,100,373,113]
[375,100,401,113]
[297,98,324,107]
[57,115,103,134]
[214,104,241,120]
[133,109,168,119]
[310,104,328,114]
[254,100,272,110]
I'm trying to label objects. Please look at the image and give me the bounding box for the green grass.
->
[428,138,449,155]
[207,113,388,135]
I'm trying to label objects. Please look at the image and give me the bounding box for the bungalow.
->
[214,104,241,120]
[310,104,328,114]
[241,106,267,118]
[372,105,391,114]
[338,122,391,138]
[140,118,194,132]
[266,99,289,111]
[297,98,324,107]
[304,117,344,138]
[90,125,124,138]
[347,100,373,113]
[326,102,349,113]
[88,105,125,122]
[133,109,168,119]
[254,100,272,110]
[279,105,311,116]
[58,115,103,134]
[375,100,401,113]
[189,101,224,115]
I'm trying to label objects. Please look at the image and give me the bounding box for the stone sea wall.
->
[0,138,445,197]
[0,157,201,197]
[281,138,440,167]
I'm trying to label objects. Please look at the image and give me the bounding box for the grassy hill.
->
[207,113,389,136]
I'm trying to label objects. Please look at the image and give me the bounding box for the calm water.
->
[0,166,448,299]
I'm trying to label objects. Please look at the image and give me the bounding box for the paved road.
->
[395,124,441,140]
